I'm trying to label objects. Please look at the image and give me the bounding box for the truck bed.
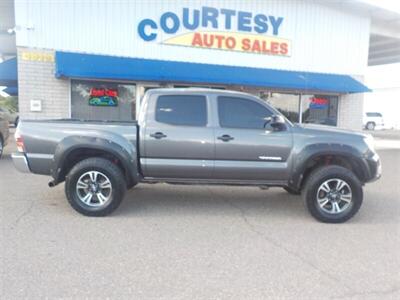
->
[17,119,138,175]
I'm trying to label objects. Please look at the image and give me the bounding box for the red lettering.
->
[215,35,224,48]
[280,42,288,55]
[261,40,271,54]
[251,40,261,52]
[90,88,105,97]
[241,38,251,51]
[271,42,279,54]
[203,34,214,47]
[105,89,118,97]
[225,37,236,49]
[312,97,328,105]
[192,33,203,47]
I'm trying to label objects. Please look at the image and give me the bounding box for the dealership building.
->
[1,0,399,129]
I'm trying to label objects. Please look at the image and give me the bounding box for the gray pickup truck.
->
[12,88,381,223]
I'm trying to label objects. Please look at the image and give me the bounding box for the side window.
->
[156,95,207,126]
[218,96,273,129]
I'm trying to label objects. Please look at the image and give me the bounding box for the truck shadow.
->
[118,184,308,220]
[116,183,398,225]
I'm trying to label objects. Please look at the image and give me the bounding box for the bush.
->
[0,95,18,112]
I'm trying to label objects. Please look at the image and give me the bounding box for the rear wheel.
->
[303,166,363,223]
[65,157,126,216]
[366,122,375,130]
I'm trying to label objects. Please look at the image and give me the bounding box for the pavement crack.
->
[12,199,34,227]
[207,187,354,294]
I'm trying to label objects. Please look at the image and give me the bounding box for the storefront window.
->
[71,80,136,121]
[261,92,300,123]
[301,95,338,126]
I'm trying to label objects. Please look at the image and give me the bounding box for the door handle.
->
[150,132,167,139]
[217,134,234,142]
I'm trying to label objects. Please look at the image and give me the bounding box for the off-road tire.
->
[303,165,363,223]
[0,136,3,159]
[65,157,126,216]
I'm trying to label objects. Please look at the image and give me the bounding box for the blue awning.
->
[55,51,370,94]
[0,57,18,86]
[3,86,18,96]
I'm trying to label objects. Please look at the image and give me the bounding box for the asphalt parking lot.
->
[1,130,399,299]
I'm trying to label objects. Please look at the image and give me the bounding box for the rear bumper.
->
[12,152,31,173]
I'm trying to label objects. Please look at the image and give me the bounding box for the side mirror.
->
[270,115,286,131]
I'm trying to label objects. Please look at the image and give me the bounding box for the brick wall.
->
[17,47,70,120]
[337,76,365,130]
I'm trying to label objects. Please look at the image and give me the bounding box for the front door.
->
[142,93,214,179]
[213,96,293,181]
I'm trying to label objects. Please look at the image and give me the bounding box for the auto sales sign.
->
[138,6,291,56]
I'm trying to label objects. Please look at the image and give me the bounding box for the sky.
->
[359,0,400,128]
[360,0,400,13]
[364,63,400,129]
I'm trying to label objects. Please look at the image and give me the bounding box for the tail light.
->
[15,130,25,152]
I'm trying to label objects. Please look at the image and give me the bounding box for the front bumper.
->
[12,152,31,173]
[366,152,381,182]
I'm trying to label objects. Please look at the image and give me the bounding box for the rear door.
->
[141,93,214,179]
[213,96,293,181]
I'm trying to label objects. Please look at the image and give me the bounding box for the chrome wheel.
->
[76,171,112,207]
[316,178,352,214]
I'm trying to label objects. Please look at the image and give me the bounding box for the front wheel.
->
[303,166,363,223]
[65,157,126,216]
[0,137,3,159]
[366,122,375,130]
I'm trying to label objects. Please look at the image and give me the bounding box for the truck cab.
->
[139,89,293,184]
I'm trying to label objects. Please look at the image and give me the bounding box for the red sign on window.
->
[89,87,119,107]
[310,97,328,109]
[90,88,119,97]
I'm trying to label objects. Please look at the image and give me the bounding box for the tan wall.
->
[337,75,365,130]
[17,47,70,120]
[337,92,364,130]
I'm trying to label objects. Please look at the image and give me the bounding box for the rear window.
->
[155,95,207,126]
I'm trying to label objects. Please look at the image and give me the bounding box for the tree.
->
[0,95,18,112]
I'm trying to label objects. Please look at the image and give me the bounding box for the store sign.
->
[88,88,118,107]
[309,97,329,109]
[138,6,291,56]
[21,51,54,62]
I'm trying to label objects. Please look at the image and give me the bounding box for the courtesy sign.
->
[138,6,291,56]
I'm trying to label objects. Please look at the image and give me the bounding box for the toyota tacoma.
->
[12,89,381,223]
